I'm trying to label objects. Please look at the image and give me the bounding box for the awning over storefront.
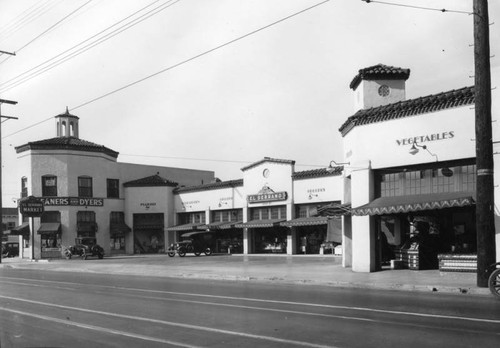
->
[316,202,351,217]
[110,222,131,236]
[181,231,213,238]
[280,216,329,227]
[37,222,61,235]
[235,219,285,228]
[351,192,475,216]
[9,222,30,235]
[166,223,207,232]
[206,221,243,230]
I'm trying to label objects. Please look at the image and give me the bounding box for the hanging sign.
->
[19,196,44,217]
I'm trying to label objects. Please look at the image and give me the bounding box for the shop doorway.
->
[253,227,288,253]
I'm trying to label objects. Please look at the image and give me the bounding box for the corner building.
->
[15,109,214,259]
[340,64,499,272]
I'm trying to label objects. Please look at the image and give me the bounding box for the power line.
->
[0,0,178,93]
[3,0,330,139]
[120,153,326,169]
[70,0,330,111]
[361,0,472,14]
[0,0,60,42]
[0,0,92,66]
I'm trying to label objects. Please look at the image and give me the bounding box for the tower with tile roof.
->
[55,107,79,138]
[350,64,410,111]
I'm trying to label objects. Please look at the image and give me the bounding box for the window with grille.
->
[21,177,28,198]
[42,175,57,197]
[78,176,93,197]
[107,179,119,198]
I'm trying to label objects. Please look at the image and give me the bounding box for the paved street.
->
[1,255,499,347]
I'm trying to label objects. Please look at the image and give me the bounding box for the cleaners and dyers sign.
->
[19,196,44,217]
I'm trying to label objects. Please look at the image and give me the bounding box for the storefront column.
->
[287,227,297,254]
[242,206,251,254]
[351,161,376,272]
[342,215,352,267]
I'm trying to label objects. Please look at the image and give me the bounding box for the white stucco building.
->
[340,64,498,272]
[15,109,215,258]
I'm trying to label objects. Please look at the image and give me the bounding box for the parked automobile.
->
[1,242,19,258]
[167,239,212,257]
[69,237,104,260]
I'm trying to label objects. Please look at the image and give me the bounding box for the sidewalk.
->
[0,254,492,297]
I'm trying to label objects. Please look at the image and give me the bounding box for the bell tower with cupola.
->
[350,64,410,111]
[55,107,79,138]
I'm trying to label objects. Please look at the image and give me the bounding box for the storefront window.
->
[377,163,475,198]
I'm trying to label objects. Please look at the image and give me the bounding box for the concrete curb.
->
[0,257,493,297]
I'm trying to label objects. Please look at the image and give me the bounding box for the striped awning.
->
[351,192,475,216]
[206,221,243,230]
[316,203,351,217]
[166,223,207,232]
[235,219,285,228]
[181,231,213,238]
[280,216,330,227]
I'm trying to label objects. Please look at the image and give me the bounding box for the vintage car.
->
[69,237,104,260]
[167,239,212,257]
[1,242,20,258]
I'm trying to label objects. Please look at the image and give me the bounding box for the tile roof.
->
[292,167,343,180]
[174,179,244,193]
[350,64,411,90]
[15,136,119,158]
[123,175,178,187]
[241,157,295,172]
[339,86,474,136]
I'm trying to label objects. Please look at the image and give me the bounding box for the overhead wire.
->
[0,0,60,43]
[361,0,473,15]
[0,0,93,66]
[3,0,330,139]
[0,0,178,93]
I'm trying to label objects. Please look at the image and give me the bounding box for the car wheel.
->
[194,251,201,256]
[167,249,175,257]
[204,248,212,256]
[178,248,186,257]
[489,268,500,299]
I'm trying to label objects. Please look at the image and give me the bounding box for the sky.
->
[0,0,499,208]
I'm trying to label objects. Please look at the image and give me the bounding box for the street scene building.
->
[12,64,499,274]
[14,109,215,259]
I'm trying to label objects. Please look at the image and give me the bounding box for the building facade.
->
[167,157,346,256]
[340,64,498,272]
[15,109,215,259]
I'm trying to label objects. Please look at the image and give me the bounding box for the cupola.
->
[55,107,79,138]
[350,64,410,111]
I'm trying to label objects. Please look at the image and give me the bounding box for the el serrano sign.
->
[247,185,288,204]
[40,197,104,207]
[19,196,44,217]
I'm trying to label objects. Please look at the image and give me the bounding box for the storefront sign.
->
[248,185,288,204]
[20,196,44,217]
[140,202,156,210]
[41,197,104,207]
[396,131,455,146]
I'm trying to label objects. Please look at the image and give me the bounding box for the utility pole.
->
[0,99,18,264]
[0,49,17,264]
[473,0,496,287]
